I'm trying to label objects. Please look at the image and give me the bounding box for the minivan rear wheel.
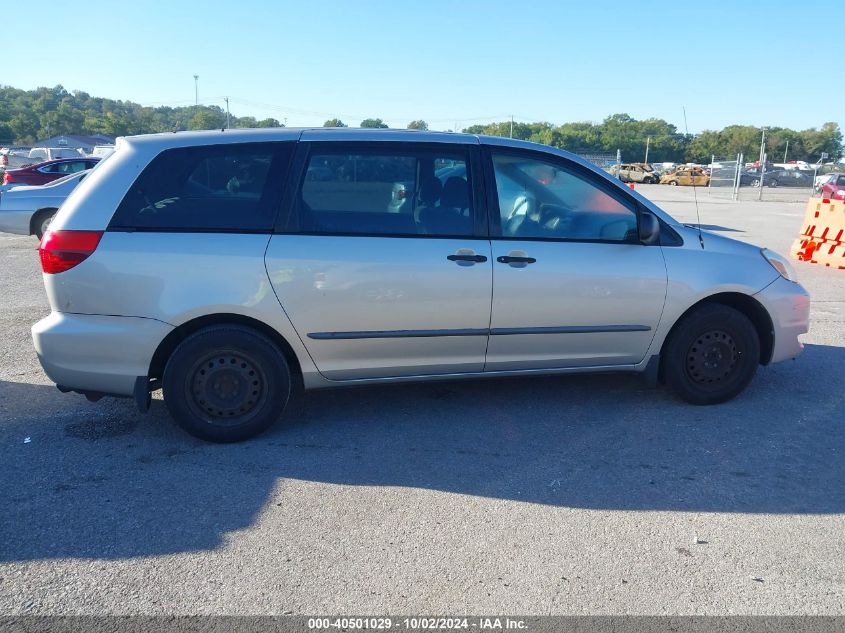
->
[162,325,291,442]
[662,304,760,405]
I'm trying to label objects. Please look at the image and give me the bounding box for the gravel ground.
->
[0,184,842,615]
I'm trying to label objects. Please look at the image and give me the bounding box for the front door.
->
[265,141,492,380]
[483,148,668,370]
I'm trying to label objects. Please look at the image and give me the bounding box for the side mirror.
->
[639,210,660,245]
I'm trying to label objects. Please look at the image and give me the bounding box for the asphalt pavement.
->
[0,184,842,615]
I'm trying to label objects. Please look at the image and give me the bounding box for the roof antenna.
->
[683,106,705,249]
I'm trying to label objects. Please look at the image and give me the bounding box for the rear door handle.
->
[448,254,488,263]
[497,255,536,264]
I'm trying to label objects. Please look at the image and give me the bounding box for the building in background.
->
[33,134,115,154]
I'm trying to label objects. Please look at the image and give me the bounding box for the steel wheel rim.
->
[187,351,267,426]
[685,330,739,387]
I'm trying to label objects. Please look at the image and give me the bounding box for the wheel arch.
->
[148,313,304,387]
[660,292,774,367]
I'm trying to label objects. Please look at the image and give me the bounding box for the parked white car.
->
[1,147,83,172]
[0,170,90,238]
[89,145,115,159]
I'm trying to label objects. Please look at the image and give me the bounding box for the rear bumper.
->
[32,312,173,396]
[0,209,32,235]
[755,276,810,364]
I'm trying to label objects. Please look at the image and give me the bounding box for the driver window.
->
[492,153,638,241]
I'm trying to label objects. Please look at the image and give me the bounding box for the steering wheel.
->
[502,194,534,235]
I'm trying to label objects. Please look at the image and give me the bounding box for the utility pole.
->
[644,136,650,164]
[509,115,514,139]
[193,75,199,106]
[224,97,230,129]
[783,139,789,163]
[757,128,766,201]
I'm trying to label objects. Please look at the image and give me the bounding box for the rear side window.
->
[110,142,292,231]
[292,147,474,237]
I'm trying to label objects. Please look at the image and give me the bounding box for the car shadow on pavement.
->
[0,342,842,562]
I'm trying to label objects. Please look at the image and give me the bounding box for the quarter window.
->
[294,149,473,237]
[110,143,291,231]
[491,153,638,241]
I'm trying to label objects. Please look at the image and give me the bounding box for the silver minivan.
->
[32,128,810,442]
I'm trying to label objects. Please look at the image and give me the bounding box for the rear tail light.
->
[39,230,103,274]
[2,172,11,185]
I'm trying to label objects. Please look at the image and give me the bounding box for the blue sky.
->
[4,0,841,133]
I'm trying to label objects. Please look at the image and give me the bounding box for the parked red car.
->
[819,173,845,200]
[2,157,99,186]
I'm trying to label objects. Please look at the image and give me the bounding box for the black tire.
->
[768,179,778,188]
[668,180,678,186]
[662,304,760,405]
[162,325,291,442]
[32,208,57,239]
[750,178,760,187]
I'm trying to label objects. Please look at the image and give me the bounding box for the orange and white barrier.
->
[790,197,845,269]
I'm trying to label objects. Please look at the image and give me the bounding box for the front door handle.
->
[448,254,488,263]
[497,255,536,264]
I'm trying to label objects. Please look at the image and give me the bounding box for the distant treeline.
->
[0,85,284,144]
[463,116,843,164]
[0,85,841,164]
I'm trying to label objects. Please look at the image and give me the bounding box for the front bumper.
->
[32,312,173,396]
[754,276,810,364]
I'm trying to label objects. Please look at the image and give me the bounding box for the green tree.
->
[188,109,224,131]
[801,122,842,161]
[256,118,282,128]
[323,118,347,127]
[8,111,40,143]
[555,122,602,151]
[236,116,259,128]
[407,120,428,130]
[360,118,388,128]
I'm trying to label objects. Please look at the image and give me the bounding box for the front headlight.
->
[761,248,798,283]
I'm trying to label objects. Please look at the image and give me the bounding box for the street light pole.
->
[757,128,766,201]
[644,136,650,164]
[224,97,230,129]
[193,75,199,106]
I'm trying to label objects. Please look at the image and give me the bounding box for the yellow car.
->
[660,168,710,186]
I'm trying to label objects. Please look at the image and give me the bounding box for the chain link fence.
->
[707,154,743,200]
[574,152,620,169]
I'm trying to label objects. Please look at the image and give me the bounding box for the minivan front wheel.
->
[162,325,291,442]
[662,304,760,405]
